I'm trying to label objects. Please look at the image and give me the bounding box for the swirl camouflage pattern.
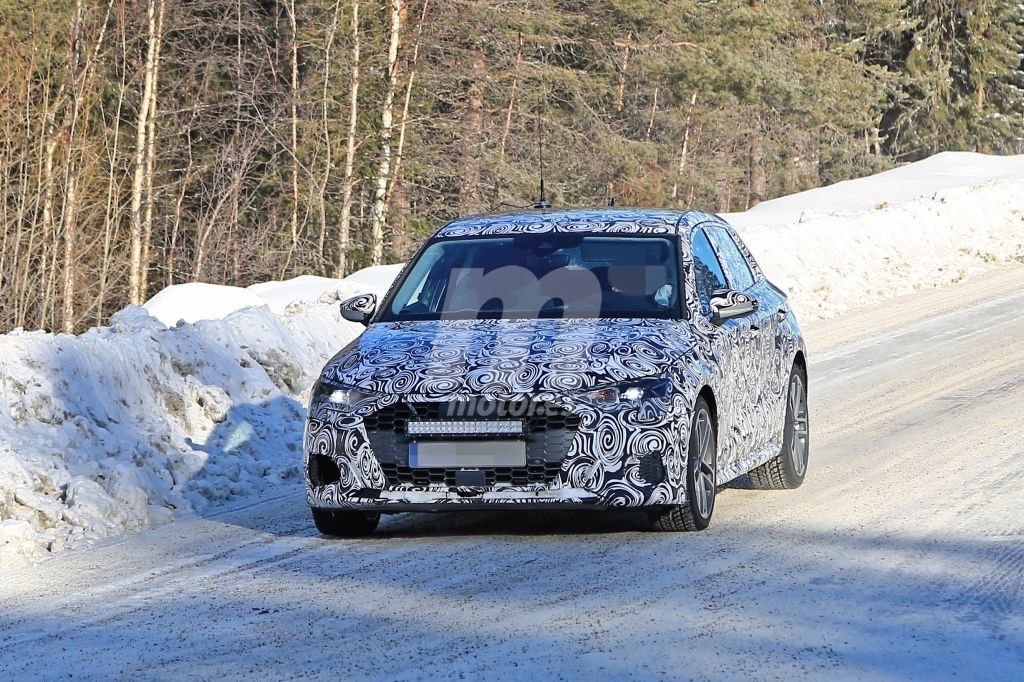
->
[305,208,807,532]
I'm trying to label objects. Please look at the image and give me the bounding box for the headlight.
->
[310,378,378,408]
[577,377,672,407]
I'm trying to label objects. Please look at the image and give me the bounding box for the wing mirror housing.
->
[710,289,757,324]
[339,293,377,326]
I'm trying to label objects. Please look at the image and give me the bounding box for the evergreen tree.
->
[882,0,1024,158]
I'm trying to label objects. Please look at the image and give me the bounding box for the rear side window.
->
[706,224,755,290]
[690,228,727,314]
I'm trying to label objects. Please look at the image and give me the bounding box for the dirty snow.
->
[0,280,390,564]
[1,153,1023,564]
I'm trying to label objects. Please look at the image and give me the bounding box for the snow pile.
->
[144,264,405,325]
[143,283,268,326]
[0,273,395,564]
[726,152,1024,319]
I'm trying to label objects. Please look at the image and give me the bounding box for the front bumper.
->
[304,392,690,510]
[307,485,613,512]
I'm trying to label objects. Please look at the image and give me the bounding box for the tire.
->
[748,363,809,490]
[649,396,716,532]
[311,508,380,537]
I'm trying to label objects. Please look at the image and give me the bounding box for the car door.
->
[688,225,756,471]
[703,222,782,454]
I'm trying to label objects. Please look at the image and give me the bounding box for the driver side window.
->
[690,228,727,316]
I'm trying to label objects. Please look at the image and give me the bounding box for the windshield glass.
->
[381,234,680,321]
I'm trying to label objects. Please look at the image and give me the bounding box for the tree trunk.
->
[497,31,524,174]
[645,86,659,140]
[686,125,703,207]
[168,138,195,288]
[460,47,486,211]
[385,0,429,220]
[283,0,301,274]
[368,0,402,266]
[140,0,165,297]
[748,115,767,206]
[615,44,631,113]
[97,34,127,326]
[671,92,697,207]
[61,0,84,334]
[317,0,343,272]
[335,0,360,278]
[130,0,162,304]
[39,87,63,326]
[61,171,78,333]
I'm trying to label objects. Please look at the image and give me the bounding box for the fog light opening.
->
[311,454,342,486]
[637,452,666,485]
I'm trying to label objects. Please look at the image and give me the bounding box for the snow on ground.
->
[726,151,1024,319]
[4,268,1024,678]
[145,264,405,325]
[1,153,1022,564]
[0,272,395,564]
[142,283,269,326]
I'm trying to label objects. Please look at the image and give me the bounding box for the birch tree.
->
[335,0,361,277]
[368,0,402,265]
[129,0,164,305]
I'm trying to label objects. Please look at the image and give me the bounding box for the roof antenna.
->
[534,106,551,209]
[607,181,617,207]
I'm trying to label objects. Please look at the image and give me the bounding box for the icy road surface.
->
[2,267,1023,680]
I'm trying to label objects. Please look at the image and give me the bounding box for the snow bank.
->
[2,153,1022,563]
[144,283,268,326]
[0,275,394,564]
[144,264,405,324]
[725,151,1024,319]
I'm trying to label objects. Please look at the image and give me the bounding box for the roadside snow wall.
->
[0,291,373,563]
[727,152,1024,319]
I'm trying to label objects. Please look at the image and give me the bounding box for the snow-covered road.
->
[2,266,1023,680]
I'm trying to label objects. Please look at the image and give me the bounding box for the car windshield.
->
[381,233,680,321]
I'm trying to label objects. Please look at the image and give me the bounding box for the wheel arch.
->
[793,350,807,378]
[697,384,718,429]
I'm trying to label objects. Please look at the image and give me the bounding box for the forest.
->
[1,0,1022,333]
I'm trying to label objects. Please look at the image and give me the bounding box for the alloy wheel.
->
[788,374,809,477]
[692,408,716,518]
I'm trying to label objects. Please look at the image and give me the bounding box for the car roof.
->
[432,207,718,239]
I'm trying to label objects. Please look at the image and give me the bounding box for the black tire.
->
[748,363,809,490]
[311,508,380,537]
[649,396,716,532]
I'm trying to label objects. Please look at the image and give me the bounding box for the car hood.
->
[320,318,696,397]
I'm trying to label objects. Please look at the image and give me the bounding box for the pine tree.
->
[882,0,1024,158]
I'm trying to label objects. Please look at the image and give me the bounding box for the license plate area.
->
[409,440,527,468]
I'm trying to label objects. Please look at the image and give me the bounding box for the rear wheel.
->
[748,363,809,490]
[649,396,716,532]
[311,508,380,537]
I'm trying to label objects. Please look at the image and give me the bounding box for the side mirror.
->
[710,289,757,324]
[339,293,377,326]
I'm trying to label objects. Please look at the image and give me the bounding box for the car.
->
[304,208,808,535]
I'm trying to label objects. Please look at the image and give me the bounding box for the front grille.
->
[364,400,579,488]
[379,462,563,487]
[362,400,578,433]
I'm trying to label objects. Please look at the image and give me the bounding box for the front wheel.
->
[649,396,717,532]
[312,508,380,537]
[748,363,809,490]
